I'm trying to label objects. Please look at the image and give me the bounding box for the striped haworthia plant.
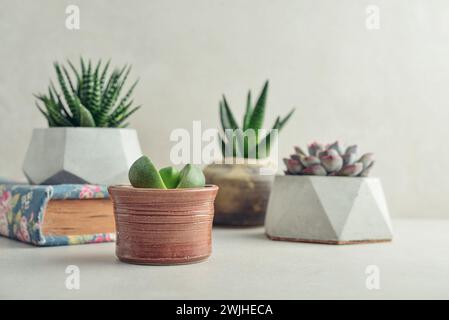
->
[34,57,140,128]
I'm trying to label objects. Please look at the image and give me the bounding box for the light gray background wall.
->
[0,0,448,218]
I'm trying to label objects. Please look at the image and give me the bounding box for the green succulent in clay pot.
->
[129,156,206,189]
[284,141,374,177]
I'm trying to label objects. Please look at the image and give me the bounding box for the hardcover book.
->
[0,184,115,246]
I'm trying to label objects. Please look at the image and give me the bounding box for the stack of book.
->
[0,183,115,246]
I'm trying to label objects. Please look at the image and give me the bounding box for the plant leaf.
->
[243,90,252,130]
[222,95,239,129]
[78,102,96,127]
[278,108,295,131]
[247,80,269,130]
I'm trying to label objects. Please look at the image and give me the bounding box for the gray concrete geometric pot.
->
[265,175,393,244]
[23,128,142,185]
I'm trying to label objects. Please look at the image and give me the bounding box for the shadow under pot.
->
[108,185,218,265]
[203,160,275,227]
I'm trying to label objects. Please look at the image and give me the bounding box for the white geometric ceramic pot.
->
[23,128,142,185]
[265,175,393,244]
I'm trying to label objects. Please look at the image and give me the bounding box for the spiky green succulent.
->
[34,58,140,127]
[284,142,374,177]
[218,80,295,159]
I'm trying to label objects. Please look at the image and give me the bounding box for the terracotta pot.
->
[108,185,218,265]
[203,159,275,226]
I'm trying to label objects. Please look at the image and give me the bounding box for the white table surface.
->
[0,219,448,300]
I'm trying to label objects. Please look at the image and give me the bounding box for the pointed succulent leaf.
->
[243,90,252,130]
[54,62,80,121]
[247,80,268,130]
[327,141,343,155]
[277,108,295,131]
[344,145,358,156]
[221,95,239,130]
[78,102,96,127]
[338,163,364,176]
[219,101,231,131]
[360,161,375,177]
[343,152,357,166]
[358,153,374,169]
[303,164,327,176]
[300,155,321,167]
[290,154,301,161]
[100,59,111,90]
[320,149,343,173]
[294,146,306,156]
[284,158,303,174]
[308,142,324,157]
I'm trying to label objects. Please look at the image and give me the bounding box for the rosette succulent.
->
[34,57,140,127]
[284,142,374,177]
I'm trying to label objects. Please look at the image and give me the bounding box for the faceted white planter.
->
[23,128,142,185]
[265,175,393,244]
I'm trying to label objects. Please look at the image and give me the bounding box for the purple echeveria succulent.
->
[283,141,374,177]
[307,142,324,157]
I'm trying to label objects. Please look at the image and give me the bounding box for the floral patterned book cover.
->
[0,184,116,246]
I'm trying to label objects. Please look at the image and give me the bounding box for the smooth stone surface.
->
[0,219,448,299]
[265,176,393,243]
[23,128,142,185]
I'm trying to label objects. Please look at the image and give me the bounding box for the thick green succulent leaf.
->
[128,156,167,189]
[78,102,96,127]
[159,166,181,189]
[247,80,269,130]
[177,164,205,188]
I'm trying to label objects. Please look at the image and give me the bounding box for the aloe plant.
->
[218,80,295,159]
[34,58,140,127]
[284,142,374,177]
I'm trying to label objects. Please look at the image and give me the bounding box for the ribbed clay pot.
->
[203,159,275,227]
[108,185,218,265]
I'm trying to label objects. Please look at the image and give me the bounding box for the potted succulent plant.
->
[108,156,218,265]
[265,142,393,244]
[23,58,143,185]
[203,80,294,226]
